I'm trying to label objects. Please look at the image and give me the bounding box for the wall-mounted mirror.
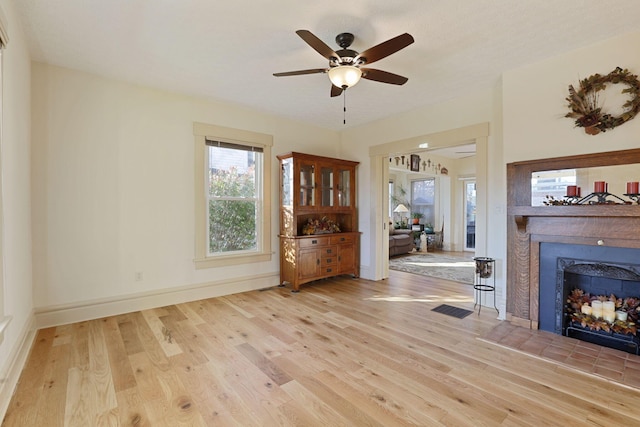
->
[531,164,640,205]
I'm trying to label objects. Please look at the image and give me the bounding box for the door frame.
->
[369,123,489,280]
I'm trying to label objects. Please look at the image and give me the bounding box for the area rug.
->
[431,304,474,319]
[389,253,475,284]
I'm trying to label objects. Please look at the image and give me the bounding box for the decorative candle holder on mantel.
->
[578,191,629,205]
[545,180,640,205]
[624,181,640,204]
[624,193,640,204]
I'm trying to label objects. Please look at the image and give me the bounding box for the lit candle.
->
[616,311,628,322]
[603,312,616,323]
[566,185,577,197]
[591,300,603,319]
[627,181,640,194]
[594,181,606,193]
[603,301,615,313]
[581,304,592,315]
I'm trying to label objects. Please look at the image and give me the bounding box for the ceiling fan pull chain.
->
[343,89,347,125]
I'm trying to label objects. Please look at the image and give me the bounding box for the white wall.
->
[503,31,640,163]
[0,0,34,417]
[31,63,340,318]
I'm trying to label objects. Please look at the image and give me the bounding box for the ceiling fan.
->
[273,30,414,97]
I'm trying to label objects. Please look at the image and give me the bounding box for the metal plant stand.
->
[474,257,498,315]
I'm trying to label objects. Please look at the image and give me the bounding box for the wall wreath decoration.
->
[565,67,640,135]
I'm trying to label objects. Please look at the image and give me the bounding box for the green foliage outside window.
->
[209,166,258,253]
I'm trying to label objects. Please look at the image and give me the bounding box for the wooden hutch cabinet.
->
[277,152,360,291]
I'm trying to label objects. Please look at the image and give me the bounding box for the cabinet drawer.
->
[331,234,354,245]
[321,245,337,257]
[298,237,330,248]
[321,257,335,266]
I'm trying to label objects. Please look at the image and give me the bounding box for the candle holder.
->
[624,193,640,204]
[577,191,629,205]
[563,195,582,204]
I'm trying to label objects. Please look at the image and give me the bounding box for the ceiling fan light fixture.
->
[328,65,362,88]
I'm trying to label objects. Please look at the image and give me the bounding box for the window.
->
[207,141,261,254]
[193,123,273,269]
[411,178,435,226]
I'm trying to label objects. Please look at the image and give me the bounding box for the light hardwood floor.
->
[3,270,640,426]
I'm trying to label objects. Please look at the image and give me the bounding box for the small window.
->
[193,123,273,269]
[411,178,436,226]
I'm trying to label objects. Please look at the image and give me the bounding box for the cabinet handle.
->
[326,268,332,273]
[338,256,341,261]
[326,258,332,263]
[311,240,318,244]
[316,259,320,265]
[340,237,345,241]
[326,249,332,254]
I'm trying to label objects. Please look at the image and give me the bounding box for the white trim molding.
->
[0,315,10,345]
[0,314,36,422]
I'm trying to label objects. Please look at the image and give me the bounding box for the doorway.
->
[368,123,489,281]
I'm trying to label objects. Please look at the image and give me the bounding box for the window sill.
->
[194,252,273,270]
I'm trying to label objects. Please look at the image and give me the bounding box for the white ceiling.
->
[14,1,640,131]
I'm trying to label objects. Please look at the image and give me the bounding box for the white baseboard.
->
[0,313,36,422]
[35,272,280,329]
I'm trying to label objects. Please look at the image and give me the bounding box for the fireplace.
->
[537,242,640,353]
[506,148,640,336]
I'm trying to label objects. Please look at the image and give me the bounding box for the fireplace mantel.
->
[506,149,640,329]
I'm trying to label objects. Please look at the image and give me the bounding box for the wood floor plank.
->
[102,317,137,392]
[115,387,152,427]
[5,267,640,426]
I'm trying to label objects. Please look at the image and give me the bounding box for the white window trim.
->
[0,8,8,343]
[193,122,273,269]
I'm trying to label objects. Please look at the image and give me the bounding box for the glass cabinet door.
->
[299,162,315,207]
[281,158,293,207]
[337,168,351,207]
[320,166,334,207]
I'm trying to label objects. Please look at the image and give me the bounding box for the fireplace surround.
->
[506,148,640,332]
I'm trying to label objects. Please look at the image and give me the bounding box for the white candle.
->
[603,301,615,313]
[591,301,603,319]
[603,312,616,323]
[581,304,592,315]
[616,311,628,322]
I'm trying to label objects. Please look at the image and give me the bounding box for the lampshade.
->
[328,65,362,88]
[393,204,409,213]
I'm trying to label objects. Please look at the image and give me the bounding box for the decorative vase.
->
[584,125,600,135]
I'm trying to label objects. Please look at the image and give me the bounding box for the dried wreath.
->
[565,67,640,135]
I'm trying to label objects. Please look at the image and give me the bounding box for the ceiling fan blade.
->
[330,85,343,97]
[361,68,408,85]
[355,33,414,65]
[296,29,339,61]
[273,68,327,77]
